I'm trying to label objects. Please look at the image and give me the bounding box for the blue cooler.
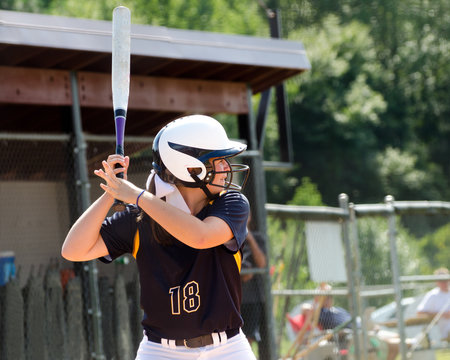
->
[0,251,16,286]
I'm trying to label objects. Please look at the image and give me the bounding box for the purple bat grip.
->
[115,114,126,155]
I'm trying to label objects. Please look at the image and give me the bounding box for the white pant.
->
[135,329,256,360]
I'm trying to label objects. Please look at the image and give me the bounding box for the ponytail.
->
[137,173,175,246]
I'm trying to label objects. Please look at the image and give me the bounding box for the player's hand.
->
[94,155,141,203]
[100,154,129,179]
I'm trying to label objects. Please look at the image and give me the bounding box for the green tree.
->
[266,16,387,205]
[376,147,445,200]
[418,223,450,272]
[1,0,268,36]
[288,177,323,206]
[129,0,267,35]
[262,1,450,205]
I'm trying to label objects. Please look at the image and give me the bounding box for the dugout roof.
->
[0,9,310,136]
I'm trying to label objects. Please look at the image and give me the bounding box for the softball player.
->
[62,115,256,359]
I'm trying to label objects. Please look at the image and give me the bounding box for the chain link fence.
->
[0,133,150,360]
[0,134,79,359]
[266,199,450,360]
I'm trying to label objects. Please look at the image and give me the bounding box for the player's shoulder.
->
[216,190,249,204]
[210,190,249,212]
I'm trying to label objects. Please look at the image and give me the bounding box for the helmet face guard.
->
[204,158,249,191]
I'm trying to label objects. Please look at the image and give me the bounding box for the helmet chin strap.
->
[190,173,218,201]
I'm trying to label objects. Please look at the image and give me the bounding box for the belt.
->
[145,328,239,348]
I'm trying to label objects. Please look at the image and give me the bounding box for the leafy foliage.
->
[376,147,446,200]
[357,217,425,282]
[260,1,450,208]
[288,177,323,206]
[418,223,450,271]
[5,0,268,36]
[266,17,388,205]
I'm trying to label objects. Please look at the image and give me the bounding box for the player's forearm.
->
[61,192,113,261]
[138,192,231,249]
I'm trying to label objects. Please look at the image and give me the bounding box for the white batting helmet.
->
[152,115,249,196]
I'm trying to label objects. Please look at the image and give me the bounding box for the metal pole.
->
[350,203,369,360]
[253,151,277,360]
[240,86,277,360]
[385,195,407,360]
[339,194,361,360]
[70,71,105,360]
[268,9,293,164]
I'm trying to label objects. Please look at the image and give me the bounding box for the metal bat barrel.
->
[112,6,131,113]
[112,6,131,212]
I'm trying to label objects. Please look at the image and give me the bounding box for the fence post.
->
[385,195,407,360]
[339,194,361,360]
[70,71,105,360]
[349,203,370,360]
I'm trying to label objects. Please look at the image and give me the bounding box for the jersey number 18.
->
[169,281,200,315]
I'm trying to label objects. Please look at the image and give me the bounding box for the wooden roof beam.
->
[0,66,249,114]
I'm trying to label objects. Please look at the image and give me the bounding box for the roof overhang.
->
[0,10,310,136]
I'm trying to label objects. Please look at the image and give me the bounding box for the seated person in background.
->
[318,291,352,331]
[416,267,450,342]
[317,284,401,360]
[287,285,352,335]
[287,303,314,334]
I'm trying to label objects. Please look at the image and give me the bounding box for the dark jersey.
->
[99,191,249,340]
